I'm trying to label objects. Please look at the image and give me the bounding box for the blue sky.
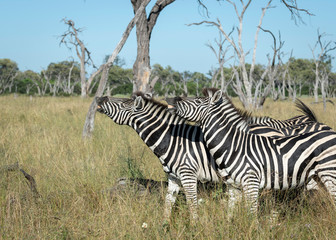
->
[1,0,335,76]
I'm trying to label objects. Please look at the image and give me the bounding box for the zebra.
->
[168,88,336,214]
[96,92,221,221]
[97,92,329,219]
[239,98,330,196]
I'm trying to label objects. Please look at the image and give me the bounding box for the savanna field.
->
[1,95,336,239]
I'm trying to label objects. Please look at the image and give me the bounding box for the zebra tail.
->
[295,99,318,122]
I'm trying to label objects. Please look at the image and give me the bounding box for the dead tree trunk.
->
[321,68,330,110]
[131,0,175,93]
[82,0,151,138]
[206,30,233,94]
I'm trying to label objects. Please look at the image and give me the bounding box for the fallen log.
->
[102,177,226,198]
[1,162,40,199]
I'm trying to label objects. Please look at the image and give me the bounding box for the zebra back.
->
[171,88,336,192]
[248,99,329,136]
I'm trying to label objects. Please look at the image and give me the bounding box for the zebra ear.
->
[133,96,145,110]
[144,92,152,100]
[210,90,222,104]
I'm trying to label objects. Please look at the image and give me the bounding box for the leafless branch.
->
[148,0,176,35]
[259,27,284,67]
[249,0,272,80]
[197,0,210,18]
[280,0,314,24]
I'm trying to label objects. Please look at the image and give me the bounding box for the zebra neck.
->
[201,102,248,159]
[248,116,271,125]
[130,106,179,157]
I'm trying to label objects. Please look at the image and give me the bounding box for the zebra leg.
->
[319,173,336,205]
[305,177,319,191]
[179,167,198,221]
[242,174,260,215]
[163,174,181,222]
[227,185,242,219]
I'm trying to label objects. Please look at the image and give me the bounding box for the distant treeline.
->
[1,57,335,98]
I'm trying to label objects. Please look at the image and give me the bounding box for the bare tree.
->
[198,0,313,23]
[310,29,336,108]
[208,67,220,88]
[320,68,330,110]
[190,0,312,109]
[60,19,96,98]
[50,74,61,97]
[82,0,151,138]
[179,71,191,96]
[206,30,233,94]
[279,0,313,23]
[30,71,49,96]
[190,0,273,109]
[0,71,17,94]
[131,0,176,93]
[60,61,80,95]
[255,28,285,104]
[275,55,288,100]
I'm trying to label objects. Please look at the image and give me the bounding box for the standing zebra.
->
[168,88,336,214]
[96,93,221,221]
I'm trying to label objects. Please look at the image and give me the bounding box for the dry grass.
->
[1,95,336,239]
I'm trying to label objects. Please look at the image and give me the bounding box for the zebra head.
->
[167,88,223,123]
[132,92,153,111]
[96,96,134,125]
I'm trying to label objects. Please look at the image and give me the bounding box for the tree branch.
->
[147,0,176,35]
[280,0,314,24]
[82,0,151,138]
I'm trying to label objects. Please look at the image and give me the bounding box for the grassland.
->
[1,95,336,239]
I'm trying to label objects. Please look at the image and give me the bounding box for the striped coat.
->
[96,93,219,220]
[169,89,336,213]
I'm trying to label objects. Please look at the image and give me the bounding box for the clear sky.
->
[1,0,335,76]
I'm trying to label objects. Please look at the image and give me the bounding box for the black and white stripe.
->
[248,98,317,128]
[249,121,331,137]
[170,89,336,213]
[247,98,331,137]
[96,93,220,221]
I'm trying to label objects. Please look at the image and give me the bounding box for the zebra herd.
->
[96,88,336,222]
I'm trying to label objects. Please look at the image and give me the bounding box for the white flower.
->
[198,198,205,205]
[142,222,148,229]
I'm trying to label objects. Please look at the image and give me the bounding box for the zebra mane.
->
[202,88,252,124]
[202,87,221,97]
[131,91,168,109]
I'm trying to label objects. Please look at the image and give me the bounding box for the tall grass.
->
[1,95,336,239]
